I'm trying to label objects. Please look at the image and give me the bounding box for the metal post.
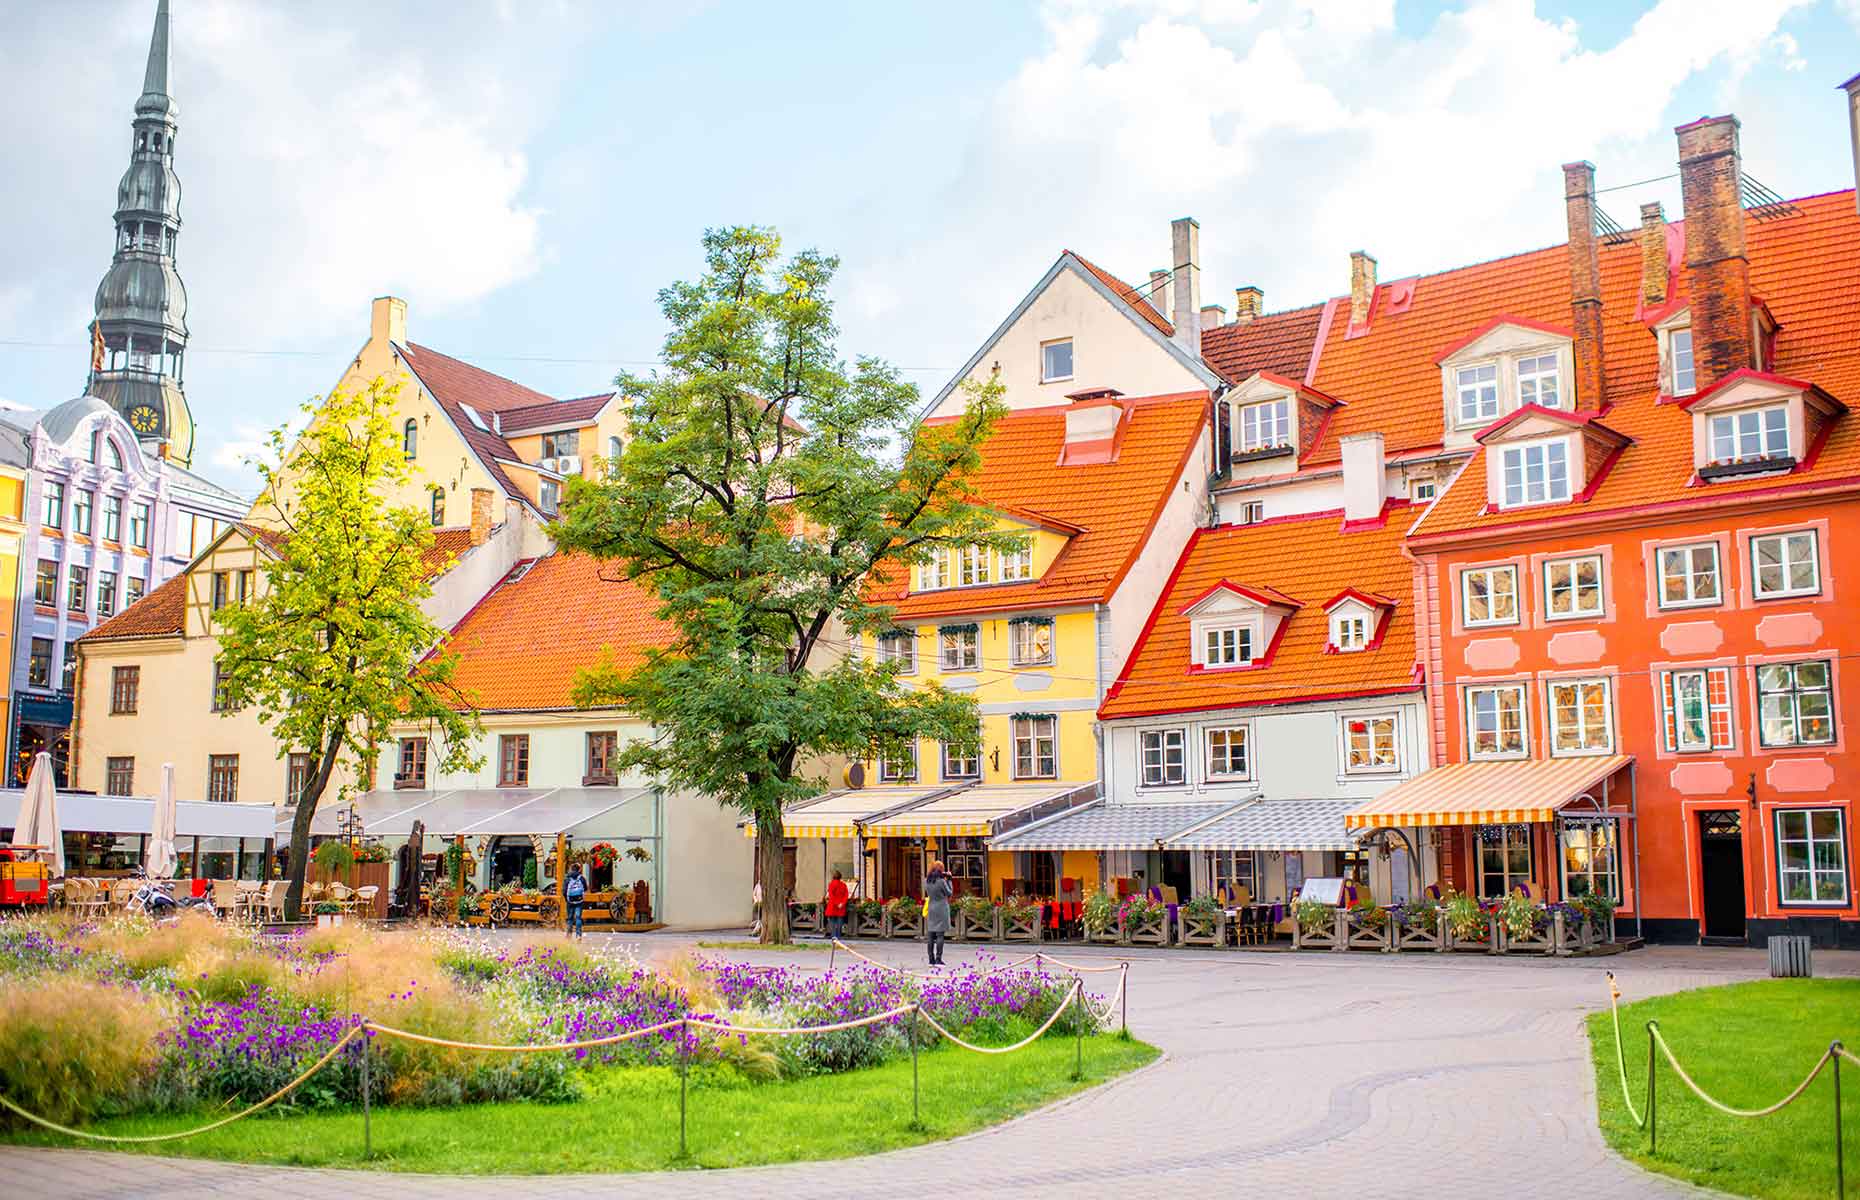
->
[829,941,836,973]
[1647,1022,1658,1154]
[1073,986,1083,1080]
[359,1027,371,1160]
[1120,962,1129,1037]
[678,1018,689,1158]
[1835,1042,1845,1198]
[910,1005,921,1128]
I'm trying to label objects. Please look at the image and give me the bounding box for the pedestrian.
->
[923,860,953,966]
[564,863,587,939]
[750,879,764,937]
[825,868,850,941]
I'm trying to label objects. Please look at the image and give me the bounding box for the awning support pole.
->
[554,832,567,931]
[1629,768,1642,941]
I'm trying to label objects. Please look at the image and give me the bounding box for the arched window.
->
[403,419,418,460]
[105,439,124,471]
[430,489,444,527]
[607,435,623,478]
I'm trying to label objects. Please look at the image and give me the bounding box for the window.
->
[1777,809,1848,905]
[1477,823,1533,899]
[97,570,118,618]
[286,753,313,805]
[1040,338,1074,382]
[1333,613,1370,651]
[430,490,444,526]
[957,544,990,587]
[1139,728,1186,787]
[876,629,916,673]
[238,570,253,604]
[1202,624,1253,667]
[72,491,92,536]
[211,571,229,611]
[42,481,64,530]
[941,741,980,780]
[1547,678,1613,754]
[1756,660,1835,747]
[1211,850,1256,900]
[207,755,239,803]
[1670,328,1696,395]
[126,575,145,606]
[1241,501,1264,524]
[1206,726,1250,779]
[1010,618,1053,667]
[1660,668,1735,753]
[1751,531,1819,599]
[1410,478,1437,503]
[607,435,622,468]
[1467,685,1527,758]
[33,560,55,606]
[110,665,139,714]
[1461,565,1518,626]
[402,418,418,459]
[939,626,979,671]
[918,549,950,591]
[1344,714,1399,772]
[1543,555,1603,619]
[1236,398,1291,453]
[1456,363,1499,424]
[542,429,580,458]
[102,495,122,542]
[27,638,51,688]
[1516,353,1561,408]
[878,741,918,783]
[1500,440,1569,506]
[539,480,560,514]
[130,502,150,548]
[211,661,239,713]
[66,565,87,614]
[943,835,988,897]
[1657,542,1721,608]
[397,737,429,788]
[498,734,530,786]
[1560,819,1619,902]
[105,756,135,797]
[1709,406,1788,465]
[585,731,618,784]
[999,543,1033,581]
[61,644,76,693]
[1012,716,1057,780]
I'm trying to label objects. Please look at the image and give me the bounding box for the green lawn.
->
[4,1036,1156,1174]
[694,939,828,952]
[1588,978,1860,1200]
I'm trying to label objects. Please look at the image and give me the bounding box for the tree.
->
[553,226,1011,942]
[219,378,481,920]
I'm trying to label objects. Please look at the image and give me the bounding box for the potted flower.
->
[313,900,343,929]
[1120,893,1169,946]
[1498,891,1552,952]
[354,842,391,864]
[886,894,923,939]
[1344,898,1390,950]
[999,894,1043,943]
[1292,897,1341,949]
[585,842,618,870]
[852,897,886,938]
[625,845,652,863]
[788,899,821,935]
[1176,894,1227,948]
[1082,889,1121,944]
[955,894,1000,941]
[1443,890,1491,951]
[313,840,354,874]
[1391,892,1444,951]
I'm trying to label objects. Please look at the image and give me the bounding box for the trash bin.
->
[1768,934,1812,978]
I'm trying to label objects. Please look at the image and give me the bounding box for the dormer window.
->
[1041,338,1074,383]
[1516,354,1561,408]
[957,544,990,587]
[1708,406,1787,467]
[999,544,1033,581]
[1182,579,1297,670]
[1500,439,1569,506]
[1439,319,1576,434]
[1236,398,1290,454]
[1334,614,1368,650]
[1203,624,1254,666]
[1671,328,1696,395]
[1456,364,1499,424]
[1323,588,1393,652]
[1683,372,1842,482]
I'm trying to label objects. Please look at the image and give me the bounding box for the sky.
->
[2,0,1857,493]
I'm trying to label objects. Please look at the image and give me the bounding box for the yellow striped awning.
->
[861,784,1088,840]
[1342,755,1633,829]
[740,787,951,839]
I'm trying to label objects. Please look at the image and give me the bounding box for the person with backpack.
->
[564,863,588,939]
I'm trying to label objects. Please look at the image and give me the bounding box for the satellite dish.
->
[844,762,866,789]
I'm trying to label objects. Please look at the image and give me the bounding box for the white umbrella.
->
[14,751,64,878]
[146,762,178,882]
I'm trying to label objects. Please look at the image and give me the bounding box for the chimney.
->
[1348,252,1377,328]
[1843,73,1860,215]
[469,487,493,546]
[1340,432,1387,523]
[1561,162,1606,410]
[1676,115,1754,389]
[1170,217,1201,357]
[370,295,408,346]
[1233,286,1263,323]
[1638,201,1669,306]
[1200,305,1227,329]
[1148,269,1171,317]
[1059,395,1126,466]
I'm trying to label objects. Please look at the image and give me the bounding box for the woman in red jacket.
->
[824,869,850,941]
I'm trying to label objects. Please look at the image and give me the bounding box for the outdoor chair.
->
[110,879,138,910]
[327,882,354,913]
[210,879,241,919]
[67,878,105,918]
[354,885,378,918]
[258,881,287,923]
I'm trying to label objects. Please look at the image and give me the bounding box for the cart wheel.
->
[486,892,512,925]
[537,896,561,924]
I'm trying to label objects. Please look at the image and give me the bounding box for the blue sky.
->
[1,0,1856,492]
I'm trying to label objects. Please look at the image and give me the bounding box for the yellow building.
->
[0,443,28,763]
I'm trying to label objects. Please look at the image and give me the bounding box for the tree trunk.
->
[283,728,346,922]
[757,816,789,944]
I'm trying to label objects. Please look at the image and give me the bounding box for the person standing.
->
[825,869,850,941]
[564,864,587,939]
[923,861,953,966]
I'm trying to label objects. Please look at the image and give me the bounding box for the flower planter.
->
[1552,911,1599,956]
[1445,913,1498,953]
[1344,910,1390,951]
[315,913,344,929]
[1292,909,1343,950]
[886,908,923,939]
[788,903,821,936]
[1391,912,1445,952]
[852,907,885,938]
[956,909,1001,942]
[1000,907,1044,943]
[1499,915,1554,954]
[1085,922,1125,945]
[1124,912,1170,947]
[1175,910,1227,948]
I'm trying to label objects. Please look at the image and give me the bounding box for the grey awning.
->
[279,790,446,838]
[458,788,651,836]
[0,791,276,840]
[988,798,1252,851]
[282,787,655,839]
[1164,798,1362,851]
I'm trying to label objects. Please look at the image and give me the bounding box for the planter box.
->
[788,904,821,935]
[1000,907,1044,943]
[1125,912,1170,947]
[1175,910,1227,948]
[1085,923,1125,945]
[315,913,344,928]
[1391,912,1445,952]
[852,908,886,938]
[886,908,923,939]
[1344,911,1391,951]
[957,910,1001,942]
[1553,911,1601,956]
[1445,914,1498,953]
[1293,910,1343,950]
[1500,915,1554,954]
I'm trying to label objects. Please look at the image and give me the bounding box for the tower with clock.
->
[84,0,196,469]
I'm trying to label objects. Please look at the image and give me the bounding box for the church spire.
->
[87,0,195,468]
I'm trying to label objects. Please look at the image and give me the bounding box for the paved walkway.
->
[6,935,1850,1198]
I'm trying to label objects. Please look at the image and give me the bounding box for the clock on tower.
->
[128,404,162,435]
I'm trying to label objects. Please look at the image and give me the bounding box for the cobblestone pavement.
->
[7,934,1850,1199]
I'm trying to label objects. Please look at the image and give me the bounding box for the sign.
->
[15,694,73,728]
[1298,877,1347,906]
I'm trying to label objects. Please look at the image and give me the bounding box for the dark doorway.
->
[881,839,923,901]
[1160,849,1193,899]
[488,838,535,889]
[1698,810,1746,942]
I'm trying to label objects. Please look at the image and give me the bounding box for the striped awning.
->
[989,799,1247,852]
[740,786,955,840]
[1166,798,1361,851]
[1343,755,1634,829]
[862,784,1086,839]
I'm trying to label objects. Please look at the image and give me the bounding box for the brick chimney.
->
[1148,269,1171,318]
[1233,286,1263,323]
[1561,162,1606,410]
[1348,252,1377,328]
[1170,218,1202,357]
[1843,73,1860,215]
[469,487,493,546]
[1638,202,1669,306]
[370,295,408,346]
[1676,115,1754,389]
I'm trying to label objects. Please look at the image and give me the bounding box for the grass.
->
[4,1035,1156,1174]
[694,939,828,952]
[1588,978,1860,1200]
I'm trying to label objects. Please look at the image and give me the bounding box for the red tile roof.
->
[440,552,677,712]
[80,571,187,642]
[1200,303,1326,384]
[399,343,551,508]
[421,527,478,576]
[1100,504,1422,719]
[1070,252,1175,338]
[871,393,1210,620]
[498,392,615,435]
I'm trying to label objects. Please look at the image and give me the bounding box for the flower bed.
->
[1174,898,1226,948]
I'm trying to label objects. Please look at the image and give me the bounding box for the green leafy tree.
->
[553,226,1012,942]
[219,378,482,920]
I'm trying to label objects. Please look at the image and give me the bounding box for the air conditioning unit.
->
[542,454,581,476]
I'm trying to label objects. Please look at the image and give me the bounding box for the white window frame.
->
[1012,716,1057,780]
[1333,612,1370,651]
[1661,667,1735,753]
[876,630,916,674]
[938,627,979,672]
[941,741,980,781]
[1460,565,1519,628]
[1546,677,1614,756]
[1138,728,1187,788]
[917,549,950,592]
[1669,327,1696,396]
[1542,555,1604,621]
[1500,439,1570,507]
[1776,808,1849,906]
[1236,398,1292,453]
[1516,352,1562,410]
[1751,530,1820,599]
[1201,622,1255,667]
[1204,725,1251,781]
[1656,542,1722,609]
[1342,712,1400,774]
[1756,659,1836,748]
[1040,338,1074,383]
[1410,477,1437,502]
[1009,618,1054,667]
[999,543,1033,581]
[957,544,991,587]
[1241,501,1264,524]
[1477,823,1534,900]
[879,741,918,783]
[1467,684,1528,760]
[1456,362,1500,425]
[1708,405,1789,466]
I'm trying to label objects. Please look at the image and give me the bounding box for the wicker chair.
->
[354,885,379,919]
[210,879,241,919]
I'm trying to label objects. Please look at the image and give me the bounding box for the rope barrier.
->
[684,1004,918,1037]
[363,1017,686,1054]
[915,982,1085,1054]
[1649,1025,1835,1119]
[1603,972,1646,1128]
[828,938,1130,976]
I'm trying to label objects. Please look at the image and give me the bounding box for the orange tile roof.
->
[421,527,478,577]
[1411,189,1860,542]
[400,342,562,508]
[79,571,187,642]
[440,552,676,712]
[1099,503,1421,719]
[1070,252,1175,338]
[1200,303,1325,384]
[872,393,1210,620]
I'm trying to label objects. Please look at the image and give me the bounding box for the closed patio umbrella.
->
[146,762,178,881]
[14,752,64,879]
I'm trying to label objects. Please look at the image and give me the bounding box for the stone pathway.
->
[7,936,1848,1198]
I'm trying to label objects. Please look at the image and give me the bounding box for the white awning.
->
[989,798,1252,852]
[1164,798,1361,851]
[282,788,656,838]
[0,791,276,840]
[742,786,961,840]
